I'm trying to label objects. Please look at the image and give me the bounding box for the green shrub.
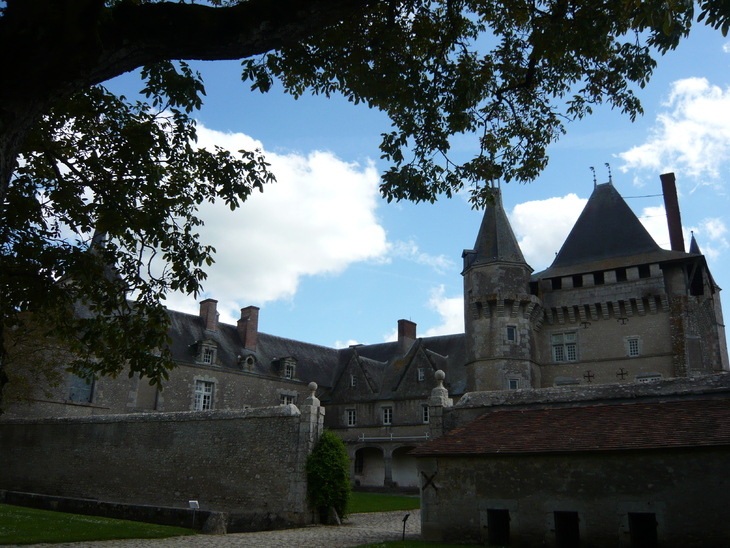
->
[306,429,351,522]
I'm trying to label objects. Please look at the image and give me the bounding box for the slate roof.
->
[533,183,697,279]
[410,397,730,456]
[166,309,342,388]
[166,309,467,395]
[462,188,528,272]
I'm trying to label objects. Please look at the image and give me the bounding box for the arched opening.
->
[391,446,418,487]
[354,446,385,487]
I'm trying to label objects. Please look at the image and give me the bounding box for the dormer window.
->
[202,347,214,364]
[277,357,297,379]
[196,340,217,365]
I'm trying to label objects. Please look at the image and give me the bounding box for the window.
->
[68,374,94,403]
[628,337,640,357]
[506,326,516,342]
[350,374,356,387]
[637,373,662,384]
[347,409,357,427]
[382,406,393,425]
[284,363,294,379]
[194,380,214,410]
[281,394,296,405]
[422,405,429,424]
[202,346,214,364]
[552,332,577,362]
[508,378,519,390]
[417,367,425,381]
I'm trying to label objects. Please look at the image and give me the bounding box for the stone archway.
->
[354,446,385,487]
[391,446,418,487]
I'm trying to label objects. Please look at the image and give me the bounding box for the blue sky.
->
[110,23,730,348]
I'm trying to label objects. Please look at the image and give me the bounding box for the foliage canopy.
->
[0,0,727,406]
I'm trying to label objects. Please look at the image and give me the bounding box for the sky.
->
[108,22,730,349]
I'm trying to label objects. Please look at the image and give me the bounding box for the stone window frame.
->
[417,367,425,382]
[506,325,517,343]
[421,404,430,424]
[507,378,520,390]
[636,372,662,383]
[552,331,578,362]
[193,378,215,410]
[625,335,642,357]
[346,408,357,427]
[382,406,393,425]
[350,374,357,387]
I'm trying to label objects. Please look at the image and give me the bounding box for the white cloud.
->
[619,78,730,181]
[509,194,587,271]
[387,240,454,273]
[638,205,671,249]
[688,217,730,261]
[334,339,361,349]
[423,285,464,337]
[162,124,388,323]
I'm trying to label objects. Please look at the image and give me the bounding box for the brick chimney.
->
[398,319,417,353]
[660,172,686,253]
[238,306,260,351]
[199,299,218,331]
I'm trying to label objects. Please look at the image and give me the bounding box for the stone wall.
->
[0,396,324,532]
[418,448,730,547]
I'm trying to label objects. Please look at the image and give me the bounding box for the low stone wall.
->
[0,398,324,532]
[0,490,227,533]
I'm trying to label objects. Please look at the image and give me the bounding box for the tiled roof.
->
[411,397,730,456]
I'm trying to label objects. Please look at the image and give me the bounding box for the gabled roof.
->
[462,188,528,272]
[411,397,730,457]
[533,183,693,279]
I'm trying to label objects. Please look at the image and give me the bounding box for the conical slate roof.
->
[462,188,527,271]
[550,183,661,268]
[532,182,693,280]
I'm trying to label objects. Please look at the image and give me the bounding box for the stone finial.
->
[429,370,453,407]
[435,369,445,387]
[304,382,319,406]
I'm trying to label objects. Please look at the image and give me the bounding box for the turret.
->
[462,187,541,391]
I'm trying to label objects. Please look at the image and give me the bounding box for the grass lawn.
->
[349,492,421,514]
[0,504,196,545]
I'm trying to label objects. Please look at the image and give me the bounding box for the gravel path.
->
[10,510,421,548]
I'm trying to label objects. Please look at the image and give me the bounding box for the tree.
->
[306,429,351,522]
[0,0,727,408]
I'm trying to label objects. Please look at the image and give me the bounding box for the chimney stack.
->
[238,306,260,351]
[199,299,219,331]
[660,172,686,253]
[398,319,417,353]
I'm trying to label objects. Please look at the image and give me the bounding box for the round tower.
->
[462,187,542,391]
